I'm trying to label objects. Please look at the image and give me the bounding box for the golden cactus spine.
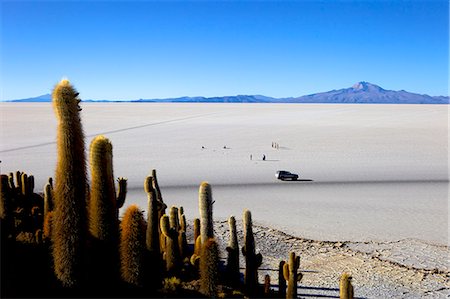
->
[226,215,240,286]
[283,252,303,299]
[199,181,214,245]
[52,79,88,287]
[339,272,354,299]
[242,209,262,294]
[88,135,118,242]
[199,238,219,297]
[120,205,146,287]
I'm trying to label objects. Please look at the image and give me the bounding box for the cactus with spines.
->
[177,206,188,259]
[20,173,28,198]
[88,135,119,243]
[43,211,54,241]
[150,170,167,253]
[120,205,146,287]
[192,235,202,265]
[283,252,303,299]
[278,260,287,298]
[178,231,187,260]
[160,213,180,273]
[31,206,43,233]
[264,274,271,297]
[339,272,354,299]
[179,207,186,232]
[43,181,53,220]
[144,176,160,255]
[88,135,123,287]
[116,177,127,210]
[169,206,180,231]
[0,174,14,238]
[0,174,10,221]
[226,215,240,286]
[28,175,34,196]
[52,79,88,287]
[35,229,43,244]
[151,169,164,205]
[15,171,22,194]
[199,238,219,297]
[8,173,15,191]
[242,209,262,294]
[199,182,214,246]
[193,218,200,246]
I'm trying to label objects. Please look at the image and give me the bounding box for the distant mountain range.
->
[8,82,449,104]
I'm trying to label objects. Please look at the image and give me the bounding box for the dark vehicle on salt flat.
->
[275,170,299,181]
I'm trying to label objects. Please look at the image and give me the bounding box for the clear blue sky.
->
[1,0,448,100]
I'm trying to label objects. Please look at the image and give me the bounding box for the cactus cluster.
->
[0,171,46,243]
[1,79,359,298]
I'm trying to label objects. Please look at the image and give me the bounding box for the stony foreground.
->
[202,220,450,299]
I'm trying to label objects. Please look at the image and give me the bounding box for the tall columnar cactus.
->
[151,169,163,204]
[88,135,118,243]
[28,175,35,196]
[0,174,13,238]
[283,252,303,299]
[193,218,200,245]
[52,79,88,287]
[15,171,22,194]
[242,209,262,294]
[264,274,271,297]
[144,176,160,255]
[43,211,54,241]
[160,214,180,273]
[43,181,53,220]
[179,207,186,232]
[199,182,214,245]
[278,260,287,298]
[8,173,15,191]
[116,177,127,210]
[20,173,28,198]
[226,216,240,286]
[120,205,146,287]
[178,207,188,259]
[0,174,10,221]
[169,206,180,231]
[199,238,219,297]
[339,273,354,299]
[150,170,167,253]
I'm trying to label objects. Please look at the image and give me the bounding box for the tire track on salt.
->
[0,112,220,153]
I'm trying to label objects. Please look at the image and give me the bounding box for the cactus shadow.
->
[298,285,368,299]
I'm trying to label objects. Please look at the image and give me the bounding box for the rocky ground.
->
[192,220,450,299]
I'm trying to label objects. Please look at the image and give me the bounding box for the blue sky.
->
[1,0,448,100]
